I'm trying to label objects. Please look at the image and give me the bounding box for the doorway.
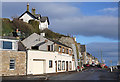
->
[55,61,57,72]
[66,61,68,71]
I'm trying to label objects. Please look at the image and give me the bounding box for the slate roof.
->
[18,41,26,51]
[40,17,50,25]
[47,38,72,49]
[34,14,41,19]
[19,11,38,19]
[19,11,50,25]
[34,41,46,47]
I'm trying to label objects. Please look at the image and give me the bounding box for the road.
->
[2,67,119,81]
[48,67,119,80]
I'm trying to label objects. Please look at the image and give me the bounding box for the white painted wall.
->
[27,50,75,75]
[39,20,48,30]
[19,13,35,23]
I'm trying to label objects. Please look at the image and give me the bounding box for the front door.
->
[66,61,68,71]
[55,61,57,72]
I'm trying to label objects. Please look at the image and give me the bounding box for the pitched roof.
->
[34,14,41,18]
[40,16,50,25]
[18,41,26,51]
[47,38,72,49]
[19,11,38,19]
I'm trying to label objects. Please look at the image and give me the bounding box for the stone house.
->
[0,39,26,76]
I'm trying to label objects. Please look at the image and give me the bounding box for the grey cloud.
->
[50,16,118,40]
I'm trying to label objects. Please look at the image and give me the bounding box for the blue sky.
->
[2,2,119,66]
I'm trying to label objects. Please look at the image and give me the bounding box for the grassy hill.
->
[2,18,69,39]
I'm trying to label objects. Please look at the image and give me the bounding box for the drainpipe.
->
[26,50,28,76]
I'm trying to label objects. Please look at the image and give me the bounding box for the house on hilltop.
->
[19,3,50,30]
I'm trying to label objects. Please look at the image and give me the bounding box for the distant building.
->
[19,3,50,30]
[80,45,87,65]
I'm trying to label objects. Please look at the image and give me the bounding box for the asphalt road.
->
[2,67,119,81]
[48,67,119,80]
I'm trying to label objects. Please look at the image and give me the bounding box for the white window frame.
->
[10,59,15,70]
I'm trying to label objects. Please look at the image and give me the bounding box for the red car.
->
[86,64,90,67]
[104,66,108,68]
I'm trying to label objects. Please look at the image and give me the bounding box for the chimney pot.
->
[27,3,29,11]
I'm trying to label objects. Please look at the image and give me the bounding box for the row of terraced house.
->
[0,33,99,76]
[0,3,99,76]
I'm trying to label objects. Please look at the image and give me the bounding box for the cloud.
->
[99,7,118,12]
[32,3,118,40]
[2,2,118,40]
[50,15,118,40]
[98,7,118,16]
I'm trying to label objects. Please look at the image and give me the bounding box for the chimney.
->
[27,3,29,11]
[73,37,76,41]
[32,8,35,15]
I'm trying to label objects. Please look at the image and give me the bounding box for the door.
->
[55,61,57,72]
[66,61,68,71]
[33,60,44,75]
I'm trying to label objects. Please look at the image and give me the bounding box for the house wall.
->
[27,50,75,75]
[0,51,26,76]
[39,20,48,30]
[19,13,35,23]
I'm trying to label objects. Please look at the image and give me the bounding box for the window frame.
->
[58,46,61,52]
[62,61,65,70]
[58,60,61,70]
[10,59,15,70]
[62,47,65,53]
[3,41,13,50]
[49,60,53,68]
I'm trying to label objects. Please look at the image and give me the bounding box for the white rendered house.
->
[19,3,50,30]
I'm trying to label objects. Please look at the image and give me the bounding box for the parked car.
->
[86,64,90,67]
[92,63,96,67]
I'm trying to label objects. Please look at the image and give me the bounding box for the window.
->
[32,46,39,50]
[58,61,61,70]
[62,48,65,53]
[58,46,61,52]
[49,60,52,68]
[3,41,12,49]
[69,61,72,70]
[69,50,71,54]
[66,49,69,54]
[62,61,65,70]
[48,45,50,51]
[51,45,53,51]
[10,59,15,70]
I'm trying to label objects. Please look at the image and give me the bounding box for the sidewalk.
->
[2,75,47,80]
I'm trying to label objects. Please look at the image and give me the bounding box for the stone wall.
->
[0,50,26,76]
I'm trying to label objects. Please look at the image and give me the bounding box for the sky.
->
[2,2,119,66]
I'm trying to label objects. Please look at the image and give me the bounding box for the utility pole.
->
[101,49,103,63]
